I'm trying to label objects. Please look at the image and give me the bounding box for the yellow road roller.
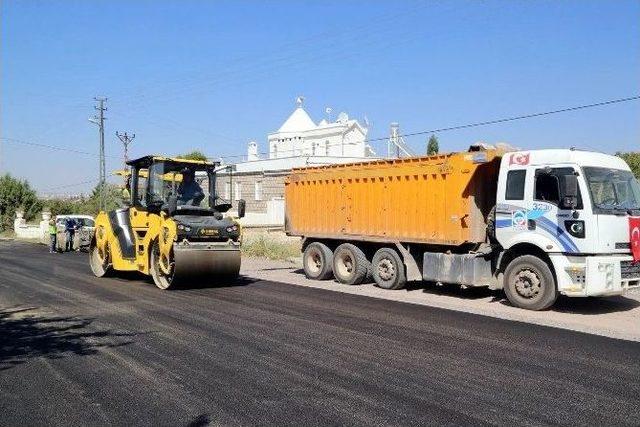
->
[90,155,246,289]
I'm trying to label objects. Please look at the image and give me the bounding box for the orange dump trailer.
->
[284,148,504,291]
[285,149,502,246]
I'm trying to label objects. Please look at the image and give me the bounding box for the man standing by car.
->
[64,217,77,252]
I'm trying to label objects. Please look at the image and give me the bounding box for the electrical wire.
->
[215,95,640,160]
[1,137,120,159]
[39,179,100,192]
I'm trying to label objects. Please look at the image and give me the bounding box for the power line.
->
[1,137,119,159]
[89,97,107,210]
[215,94,640,160]
[39,178,99,192]
[115,131,135,166]
[364,95,640,143]
[4,95,639,164]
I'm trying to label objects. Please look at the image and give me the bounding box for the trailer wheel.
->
[372,247,406,290]
[504,255,557,310]
[332,243,370,285]
[303,242,334,280]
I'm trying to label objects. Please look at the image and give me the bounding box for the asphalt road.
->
[1,241,639,426]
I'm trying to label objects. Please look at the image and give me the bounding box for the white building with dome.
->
[219,97,378,226]
[267,97,375,159]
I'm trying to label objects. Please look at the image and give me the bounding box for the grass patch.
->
[0,229,16,239]
[242,234,301,260]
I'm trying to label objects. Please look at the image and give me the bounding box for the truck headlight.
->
[177,224,191,232]
[226,224,239,233]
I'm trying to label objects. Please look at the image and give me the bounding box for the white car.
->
[55,215,95,251]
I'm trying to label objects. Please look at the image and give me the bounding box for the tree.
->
[0,174,43,231]
[427,135,439,156]
[178,151,208,161]
[616,152,640,179]
[44,198,78,216]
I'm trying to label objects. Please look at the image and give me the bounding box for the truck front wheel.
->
[303,242,334,280]
[504,255,558,310]
[372,247,407,290]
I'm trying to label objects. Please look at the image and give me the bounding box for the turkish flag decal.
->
[630,217,640,263]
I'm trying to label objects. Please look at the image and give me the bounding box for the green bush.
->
[242,235,300,260]
[0,174,42,231]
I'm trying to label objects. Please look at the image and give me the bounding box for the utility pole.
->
[90,97,107,210]
[115,131,135,166]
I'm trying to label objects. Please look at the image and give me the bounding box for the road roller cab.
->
[90,155,246,289]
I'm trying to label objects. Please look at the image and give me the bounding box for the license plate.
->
[200,228,219,236]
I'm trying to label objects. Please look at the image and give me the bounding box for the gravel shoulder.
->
[241,256,640,342]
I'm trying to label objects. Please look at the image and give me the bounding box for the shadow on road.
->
[163,275,258,290]
[0,306,136,371]
[291,268,639,314]
[415,282,639,314]
[549,295,640,314]
[186,414,210,427]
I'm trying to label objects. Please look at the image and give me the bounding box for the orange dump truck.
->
[286,145,640,310]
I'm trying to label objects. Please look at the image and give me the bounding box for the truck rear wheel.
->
[303,242,334,280]
[504,255,558,310]
[332,243,370,285]
[372,247,406,290]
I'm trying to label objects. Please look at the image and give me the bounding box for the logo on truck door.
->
[508,152,530,166]
[512,210,528,230]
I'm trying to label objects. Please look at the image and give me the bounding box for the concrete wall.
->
[14,211,51,242]
[212,173,286,227]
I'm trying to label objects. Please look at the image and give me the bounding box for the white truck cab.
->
[494,149,640,303]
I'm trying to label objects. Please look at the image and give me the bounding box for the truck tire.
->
[332,243,370,285]
[371,247,407,290]
[303,242,334,280]
[504,255,558,310]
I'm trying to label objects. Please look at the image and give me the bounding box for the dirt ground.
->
[240,256,640,342]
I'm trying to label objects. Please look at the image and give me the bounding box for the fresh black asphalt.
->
[1,241,639,426]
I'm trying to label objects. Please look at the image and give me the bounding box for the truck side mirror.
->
[237,199,246,218]
[562,174,578,209]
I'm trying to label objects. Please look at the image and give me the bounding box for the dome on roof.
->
[277,107,317,133]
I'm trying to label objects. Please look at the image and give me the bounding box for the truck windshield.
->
[583,167,640,212]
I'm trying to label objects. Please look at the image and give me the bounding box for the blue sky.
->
[1,0,639,194]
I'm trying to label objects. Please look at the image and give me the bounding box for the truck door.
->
[496,165,590,254]
[527,167,588,254]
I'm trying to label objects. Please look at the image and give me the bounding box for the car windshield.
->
[583,167,640,211]
[147,161,215,208]
[77,218,95,227]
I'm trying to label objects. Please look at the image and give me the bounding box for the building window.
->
[255,181,263,201]
[273,145,278,158]
[325,140,329,155]
[234,182,241,201]
[224,182,231,200]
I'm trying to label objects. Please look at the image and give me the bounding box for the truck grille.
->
[615,242,630,250]
[621,260,640,280]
